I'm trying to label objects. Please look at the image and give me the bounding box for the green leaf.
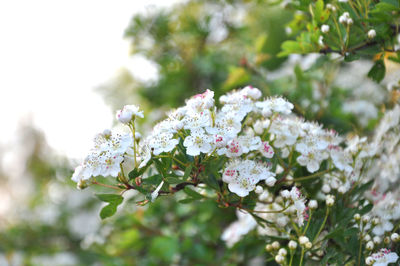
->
[178,198,197,204]
[131,181,148,195]
[141,174,163,185]
[154,159,167,177]
[99,204,119,219]
[203,173,220,191]
[344,53,361,62]
[367,60,386,82]
[183,165,193,180]
[96,194,124,219]
[183,187,204,199]
[223,67,250,90]
[149,236,179,262]
[165,176,182,184]
[128,160,151,180]
[278,41,303,57]
[96,193,123,204]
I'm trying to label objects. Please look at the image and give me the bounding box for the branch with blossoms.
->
[71,86,400,265]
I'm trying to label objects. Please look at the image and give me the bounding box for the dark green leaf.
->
[183,187,204,199]
[165,176,182,184]
[183,165,193,180]
[367,59,386,82]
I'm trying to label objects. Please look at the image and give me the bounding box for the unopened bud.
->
[309,200,318,209]
[362,215,370,224]
[347,18,353,25]
[299,236,309,245]
[134,132,142,140]
[280,190,290,199]
[266,244,273,252]
[278,248,287,256]
[322,184,331,194]
[305,242,312,249]
[288,240,297,250]
[326,195,335,206]
[368,29,376,39]
[272,241,280,250]
[391,233,400,242]
[77,179,88,190]
[365,256,374,265]
[321,25,330,33]
[255,185,263,194]
[354,213,361,221]
[275,254,285,264]
[366,241,374,250]
[373,236,381,244]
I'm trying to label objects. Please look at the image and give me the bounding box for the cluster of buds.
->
[266,241,288,264]
[339,12,353,25]
[299,236,312,249]
[326,195,335,206]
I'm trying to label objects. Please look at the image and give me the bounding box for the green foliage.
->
[96,194,124,219]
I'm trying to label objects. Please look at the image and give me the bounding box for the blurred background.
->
[1,0,399,265]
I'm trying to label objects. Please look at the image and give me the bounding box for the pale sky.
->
[0,0,180,159]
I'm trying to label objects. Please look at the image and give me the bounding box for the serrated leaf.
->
[183,187,204,199]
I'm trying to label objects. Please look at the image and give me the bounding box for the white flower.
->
[183,128,213,156]
[368,29,376,39]
[241,85,262,100]
[297,150,325,173]
[220,138,243,157]
[371,249,399,266]
[290,187,307,226]
[239,135,262,153]
[260,141,274,158]
[71,130,134,182]
[138,141,152,168]
[100,152,124,177]
[330,148,353,173]
[116,105,143,124]
[221,210,257,247]
[71,165,86,182]
[256,97,294,116]
[222,159,275,197]
[186,89,215,111]
[321,25,330,33]
[149,132,179,155]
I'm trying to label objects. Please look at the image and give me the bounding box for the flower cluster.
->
[72,131,133,185]
[71,86,400,266]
